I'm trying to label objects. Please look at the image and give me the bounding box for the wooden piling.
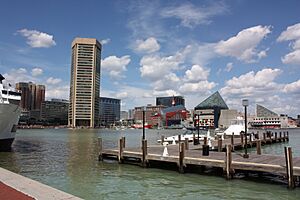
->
[275,132,277,142]
[118,138,124,163]
[142,139,148,167]
[240,132,244,146]
[161,135,164,145]
[98,137,103,161]
[283,132,286,142]
[256,140,262,155]
[185,138,189,150]
[122,136,126,148]
[225,144,233,179]
[179,142,185,173]
[178,134,181,143]
[279,132,282,142]
[284,146,295,189]
[287,131,289,141]
[263,132,266,143]
[218,137,222,152]
[230,134,234,150]
[204,137,207,146]
[193,133,195,144]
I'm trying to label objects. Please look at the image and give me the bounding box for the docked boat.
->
[216,118,246,137]
[157,129,214,146]
[0,74,21,151]
[131,122,152,129]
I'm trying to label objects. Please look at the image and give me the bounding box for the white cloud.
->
[219,68,286,115]
[153,73,180,91]
[3,68,35,85]
[179,81,216,94]
[183,65,210,82]
[283,79,300,93]
[31,67,43,76]
[281,50,300,64]
[116,92,128,99]
[127,1,166,39]
[46,77,62,85]
[225,62,233,72]
[139,53,184,81]
[102,55,131,79]
[215,25,271,63]
[277,22,300,64]
[46,85,69,100]
[160,2,228,28]
[17,29,56,48]
[153,90,180,97]
[134,37,160,53]
[100,38,111,45]
[277,23,300,42]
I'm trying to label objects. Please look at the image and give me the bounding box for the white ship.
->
[0,74,21,151]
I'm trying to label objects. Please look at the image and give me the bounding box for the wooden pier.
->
[99,131,300,188]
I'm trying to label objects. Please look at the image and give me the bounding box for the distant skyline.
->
[0,0,300,117]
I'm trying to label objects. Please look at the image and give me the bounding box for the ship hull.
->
[0,103,21,151]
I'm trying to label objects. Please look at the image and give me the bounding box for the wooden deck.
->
[98,132,300,188]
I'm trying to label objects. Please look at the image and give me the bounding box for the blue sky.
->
[1,0,300,117]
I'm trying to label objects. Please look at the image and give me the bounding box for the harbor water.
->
[0,128,300,199]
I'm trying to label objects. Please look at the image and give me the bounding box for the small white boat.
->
[157,130,214,146]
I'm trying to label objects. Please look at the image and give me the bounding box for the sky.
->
[0,0,300,117]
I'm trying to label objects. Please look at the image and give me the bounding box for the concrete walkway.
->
[0,167,82,200]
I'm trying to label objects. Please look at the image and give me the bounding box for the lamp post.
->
[197,114,200,144]
[142,106,145,140]
[242,99,249,158]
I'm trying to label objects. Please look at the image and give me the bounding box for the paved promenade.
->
[0,167,82,200]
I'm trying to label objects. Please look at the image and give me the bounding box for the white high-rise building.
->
[68,38,101,128]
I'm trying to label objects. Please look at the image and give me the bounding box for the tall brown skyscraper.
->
[16,82,45,111]
[68,38,101,128]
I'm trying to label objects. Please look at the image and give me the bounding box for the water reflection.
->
[0,128,299,199]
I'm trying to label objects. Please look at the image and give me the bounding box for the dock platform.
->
[99,131,300,188]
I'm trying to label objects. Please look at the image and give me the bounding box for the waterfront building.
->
[68,38,101,128]
[249,104,291,128]
[41,99,69,125]
[156,96,185,107]
[161,105,188,128]
[16,82,45,111]
[133,105,166,128]
[99,97,120,127]
[120,111,128,120]
[218,109,238,129]
[128,109,135,120]
[194,91,228,128]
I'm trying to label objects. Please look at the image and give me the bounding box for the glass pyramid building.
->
[194,91,228,128]
[195,91,228,110]
[256,104,278,117]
